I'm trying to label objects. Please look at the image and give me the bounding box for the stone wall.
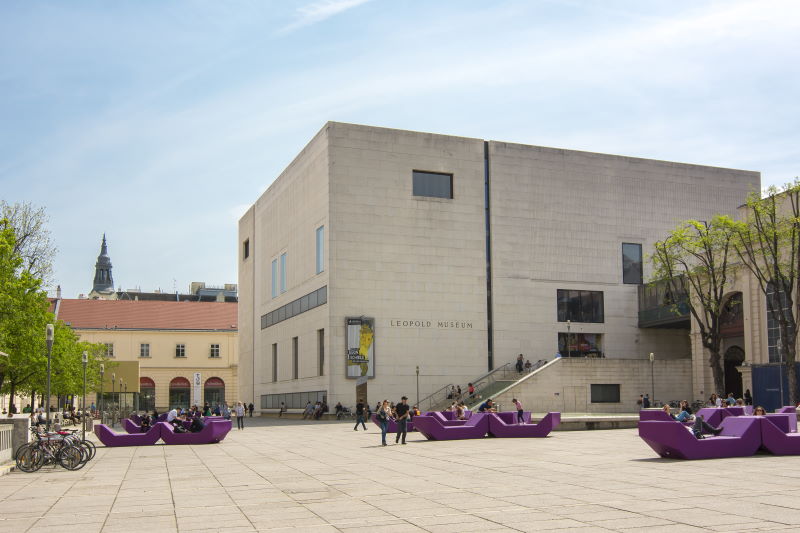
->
[492,357,693,414]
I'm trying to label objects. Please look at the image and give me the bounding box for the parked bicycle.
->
[15,427,94,473]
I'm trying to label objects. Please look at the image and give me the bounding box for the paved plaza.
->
[2,418,800,532]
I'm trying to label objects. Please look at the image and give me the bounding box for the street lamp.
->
[99,363,105,419]
[45,324,54,431]
[124,382,128,415]
[81,351,88,440]
[118,377,122,419]
[415,366,420,408]
[566,320,572,358]
[649,352,655,405]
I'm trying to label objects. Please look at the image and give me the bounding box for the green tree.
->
[730,182,800,405]
[0,201,56,284]
[651,215,737,396]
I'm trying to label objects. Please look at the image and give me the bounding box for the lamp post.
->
[118,377,122,420]
[99,364,104,420]
[566,320,572,358]
[124,382,128,415]
[649,352,655,405]
[415,366,420,408]
[45,324,54,431]
[111,373,116,424]
[82,351,88,441]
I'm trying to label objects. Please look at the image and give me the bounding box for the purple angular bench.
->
[95,423,163,447]
[413,412,489,440]
[157,420,232,445]
[487,412,560,438]
[638,416,761,459]
[695,407,732,429]
[370,415,415,433]
[760,415,800,455]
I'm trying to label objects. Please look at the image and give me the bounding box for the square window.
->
[413,170,453,199]
[175,344,186,358]
[210,344,220,358]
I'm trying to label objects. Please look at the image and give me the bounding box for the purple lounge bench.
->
[487,412,560,438]
[157,420,232,445]
[95,423,163,447]
[413,412,489,440]
[760,415,800,455]
[694,407,732,429]
[638,416,761,459]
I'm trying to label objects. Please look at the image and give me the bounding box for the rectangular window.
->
[271,259,278,298]
[272,343,278,382]
[316,226,324,274]
[292,337,299,379]
[591,384,620,403]
[280,253,287,293]
[622,243,643,284]
[243,239,250,260]
[105,343,114,358]
[318,329,325,376]
[175,344,186,358]
[139,343,150,358]
[210,344,220,358]
[413,170,453,199]
[558,332,603,358]
[557,289,604,323]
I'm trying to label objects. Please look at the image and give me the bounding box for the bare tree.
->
[1,201,57,284]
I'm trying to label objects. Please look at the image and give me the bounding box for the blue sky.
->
[1,0,798,298]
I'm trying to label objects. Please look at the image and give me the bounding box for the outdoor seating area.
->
[94,419,232,447]
[412,411,561,441]
[638,406,800,459]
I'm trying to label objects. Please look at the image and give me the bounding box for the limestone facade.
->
[239,122,759,411]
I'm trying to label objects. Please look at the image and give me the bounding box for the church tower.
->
[89,234,116,299]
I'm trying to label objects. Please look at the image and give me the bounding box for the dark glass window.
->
[413,170,453,199]
[622,243,643,284]
[767,281,792,363]
[557,289,604,323]
[243,239,250,260]
[591,384,620,403]
[558,332,603,357]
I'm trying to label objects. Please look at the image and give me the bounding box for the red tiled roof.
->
[55,299,237,331]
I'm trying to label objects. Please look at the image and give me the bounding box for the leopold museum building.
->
[238,122,758,412]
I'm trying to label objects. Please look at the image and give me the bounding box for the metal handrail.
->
[418,383,455,412]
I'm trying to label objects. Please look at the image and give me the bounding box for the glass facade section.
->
[316,226,324,274]
[271,259,277,298]
[413,170,453,199]
[622,243,643,284]
[558,332,603,358]
[261,390,327,409]
[261,286,328,329]
[280,253,287,293]
[557,289,604,323]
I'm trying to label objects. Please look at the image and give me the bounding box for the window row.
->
[261,390,327,410]
[261,286,327,329]
[102,343,221,359]
[270,329,325,382]
[269,225,325,299]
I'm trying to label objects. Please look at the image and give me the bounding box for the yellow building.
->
[55,298,238,412]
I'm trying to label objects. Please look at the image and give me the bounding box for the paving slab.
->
[2,417,800,532]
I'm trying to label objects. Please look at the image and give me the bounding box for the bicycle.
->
[16,427,91,473]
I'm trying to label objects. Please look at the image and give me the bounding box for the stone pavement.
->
[2,417,800,532]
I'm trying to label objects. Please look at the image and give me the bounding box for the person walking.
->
[235,401,245,430]
[279,402,286,417]
[513,398,524,424]
[395,396,410,445]
[376,400,391,446]
[354,398,367,430]
[248,402,254,417]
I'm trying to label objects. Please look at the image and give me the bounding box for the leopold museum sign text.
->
[389,319,473,329]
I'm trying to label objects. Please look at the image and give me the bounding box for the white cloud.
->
[278,0,373,34]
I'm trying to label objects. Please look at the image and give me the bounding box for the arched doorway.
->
[720,293,745,398]
[139,377,155,412]
[169,377,190,410]
[724,346,745,399]
[204,377,225,407]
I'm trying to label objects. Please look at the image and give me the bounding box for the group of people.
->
[302,400,329,420]
[661,396,770,439]
[708,390,753,407]
[515,354,547,373]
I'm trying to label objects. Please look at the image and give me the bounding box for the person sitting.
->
[663,404,693,422]
[725,393,736,406]
[754,406,767,416]
[189,416,205,433]
[455,402,466,420]
[524,359,532,372]
[692,414,723,438]
[335,402,344,416]
[478,399,497,413]
[140,414,152,432]
[735,398,745,406]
